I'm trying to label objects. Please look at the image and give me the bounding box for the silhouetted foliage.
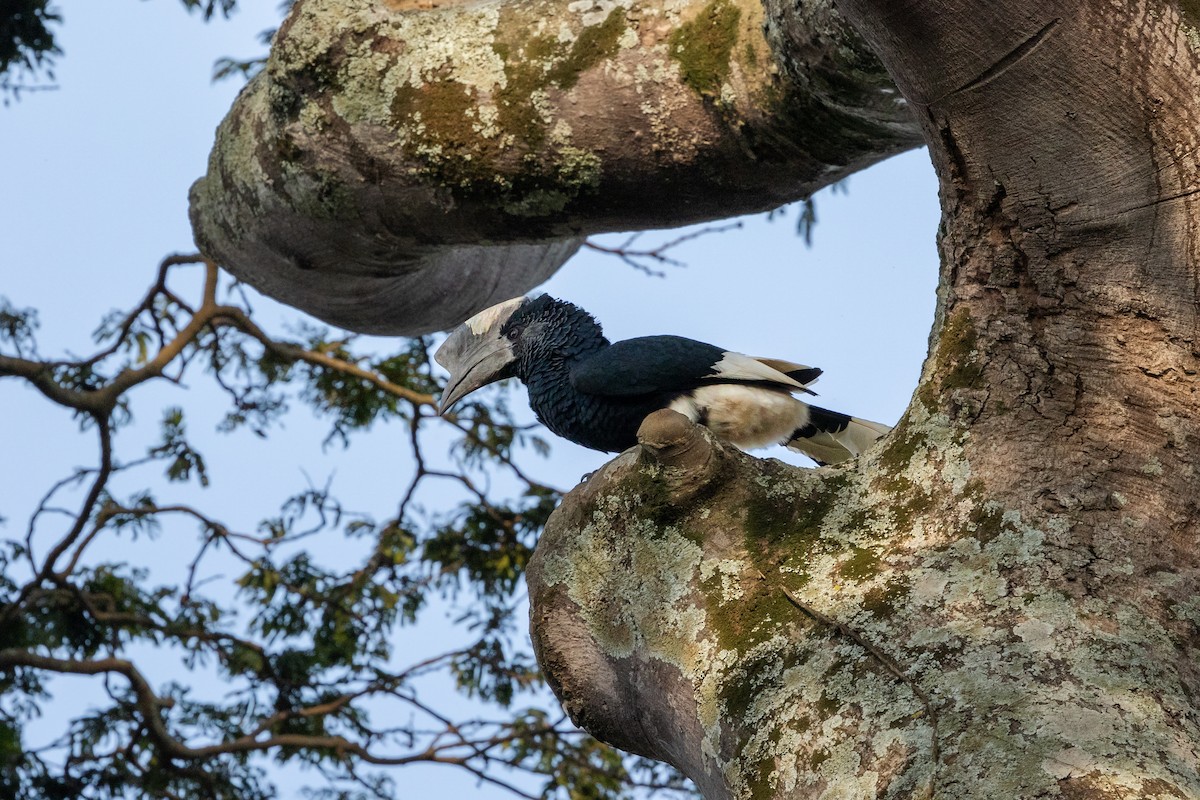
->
[0,256,696,799]
[0,0,259,102]
[0,0,60,101]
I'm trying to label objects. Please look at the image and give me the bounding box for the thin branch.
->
[212,306,436,407]
[439,413,560,495]
[24,467,92,569]
[0,647,557,775]
[0,256,210,416]
[0,253,631,799]
[397,413,427,523]
[93,262,223,407]
[443,760,539,800]
[0,354,96,411]
[69,254,206,369]
[3,412,114,625]
[584,222,743,276]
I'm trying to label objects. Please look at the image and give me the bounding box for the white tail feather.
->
[753,357,820,386]
[787,416,891,465]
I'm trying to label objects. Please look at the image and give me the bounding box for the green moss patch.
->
[869,456,933,532]
[747,754,777,798]
[391,80,475,146]
[614,464,676,529]
[721,646,783,715]
[495,8,626,147]
[669,0,741,97]
[388,79,496,191]
[1182,0,1200,29]
[741,468,891,590]
[367,9,622,215]
[499,148,602,217]
[493,36,554,148]
[389,75,602,216]
[546,7,625,90]
[876,416,923,474]
[815,690,840,717]
[960,479,1015,544]
[709,573,800,661]
[744,477,834,574]
[839,546,881,582]
[742,40,758,68]
[913,306,983,413]
[894,486,934,529]
[938,308,982,391]
[968,500,1006,543]
[861,579,910,619]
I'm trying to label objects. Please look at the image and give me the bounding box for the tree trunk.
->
[188,0,918,334]
[526,2,1200,798]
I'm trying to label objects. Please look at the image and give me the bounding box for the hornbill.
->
[435,295,890,464]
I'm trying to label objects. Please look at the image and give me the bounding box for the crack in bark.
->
[763,571,939,799]
[945,18,1062,99]
[1115,185,1200,215]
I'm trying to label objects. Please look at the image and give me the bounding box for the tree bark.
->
[188,0,918,334]
[527,2,1200,798]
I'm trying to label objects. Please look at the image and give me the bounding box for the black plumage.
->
[435,295,890,464]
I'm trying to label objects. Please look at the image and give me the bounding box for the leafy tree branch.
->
[0,254,693,799]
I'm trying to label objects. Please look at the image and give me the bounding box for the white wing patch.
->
[670,385,810,450]
[464,296,527,335]
[753,357,820,386]
[710,352,815,389]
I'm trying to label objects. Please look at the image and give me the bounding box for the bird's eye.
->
[505,327,520,341]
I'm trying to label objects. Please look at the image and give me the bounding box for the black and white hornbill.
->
[435,295,890,465]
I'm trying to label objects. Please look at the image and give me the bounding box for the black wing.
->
[570,336,820,397]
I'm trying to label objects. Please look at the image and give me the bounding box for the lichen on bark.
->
[528,414,943,800]
[189,0,918,334]
[530,390,1200,797]
[527,2,1200,796]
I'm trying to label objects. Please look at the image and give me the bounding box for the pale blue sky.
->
[0,2,939,796]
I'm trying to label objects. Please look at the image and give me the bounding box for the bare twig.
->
[212,306,436,407]
[3,413,114,625]
[584,223,743,276]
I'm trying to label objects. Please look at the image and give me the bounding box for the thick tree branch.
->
[527,4,1200,799]
[188,0,920,334]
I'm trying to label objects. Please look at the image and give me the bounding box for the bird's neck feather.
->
[516,311,608,379]
[516,315,608,437]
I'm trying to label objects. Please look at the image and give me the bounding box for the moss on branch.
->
[670,0,741,97]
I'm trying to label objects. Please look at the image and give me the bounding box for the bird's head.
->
[435,295,592,414]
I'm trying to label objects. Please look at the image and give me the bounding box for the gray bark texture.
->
[525,1,1200,798]
[187,0,918,334]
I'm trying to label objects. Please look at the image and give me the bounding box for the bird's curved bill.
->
[434,297,526,415]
